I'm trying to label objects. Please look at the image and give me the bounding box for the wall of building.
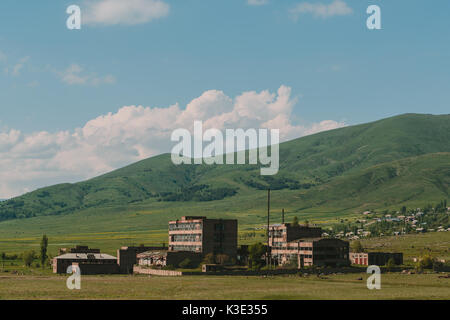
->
[53,258,119,274]
[117,246,167,274]
[202,219,238,258]
[168,217,238,259]
[74,262,120,275]
[312,238,349,267]
[133,266,182,276]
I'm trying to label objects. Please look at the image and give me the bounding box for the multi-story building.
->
[268,223,349,267]
[168,216,238,258]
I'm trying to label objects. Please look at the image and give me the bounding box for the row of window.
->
[171,234,201,242]
[170,245,201,252]
[169,222,202,231]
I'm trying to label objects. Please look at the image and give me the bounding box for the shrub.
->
[202,253,215,264]
[351,241,364,253]
[386,258,395,271]
[418,255,434,269]
[179,258,192,269]
[215,254,230,265]
[22,250,36,267]
[248,243,266,271]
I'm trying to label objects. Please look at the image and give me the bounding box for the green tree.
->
[23,250,36,267]
[202,253,215,264]
[248,242,266,271]
[386,258,395,272]
[292,216,299,227]
[179,258,192,269]
[40,235,48,267]
[401,206,407,215]
[351,240,364,253]
[216,254,230,265]
[1,252,5,268]
[418,255,433,269]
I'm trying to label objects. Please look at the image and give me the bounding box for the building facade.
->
[117,246,168,274]
[137,250,202,268]
[168,216,238,258]
[268,223,349,267]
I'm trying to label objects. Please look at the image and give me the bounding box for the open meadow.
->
[0,273,448,300]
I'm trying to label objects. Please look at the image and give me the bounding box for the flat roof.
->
[55,253,117,260]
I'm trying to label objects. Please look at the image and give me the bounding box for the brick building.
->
[168,216,238,258]
[349,252,403,266]
[268,223,349,267]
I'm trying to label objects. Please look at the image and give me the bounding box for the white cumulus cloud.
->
[83,0,170,26]
[58,64,116,86]
[247,0,269,6]
[0,86,345,198]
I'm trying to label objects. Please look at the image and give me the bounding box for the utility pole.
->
[282,208,285,224]
[266,188,271,267]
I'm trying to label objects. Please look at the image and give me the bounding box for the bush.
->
[386,258,395,271]
[202,253,215,264]
[22,250,36,267]
[433,260,444,272]
[351,241,364,253]
[215,254,230,265]
[248,243,266,271]
[418,255,434,269]
[179,258,192,269]
[163,265,175,270]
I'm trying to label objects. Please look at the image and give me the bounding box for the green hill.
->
[0,113,449,223]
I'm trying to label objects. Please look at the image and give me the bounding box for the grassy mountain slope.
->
[0,113,449,222]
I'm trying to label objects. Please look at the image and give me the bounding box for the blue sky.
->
[0,0,449,197]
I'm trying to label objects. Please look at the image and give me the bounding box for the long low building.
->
[350,252,403,266]
[137,250,202,268]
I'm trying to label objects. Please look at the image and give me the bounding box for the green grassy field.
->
[0,220,449,300]
[360,232,450,264]
[0,273,448,300]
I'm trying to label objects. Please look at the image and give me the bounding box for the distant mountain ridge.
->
[0,113,449,222]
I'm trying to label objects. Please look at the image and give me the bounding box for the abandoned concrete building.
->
[117,246,168,274]
[268,223,350,267]
[136,216,239,268]
[53,251,119,274]
[349,252,403,266]
[168,216,238,257]
[137,250,202,268]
